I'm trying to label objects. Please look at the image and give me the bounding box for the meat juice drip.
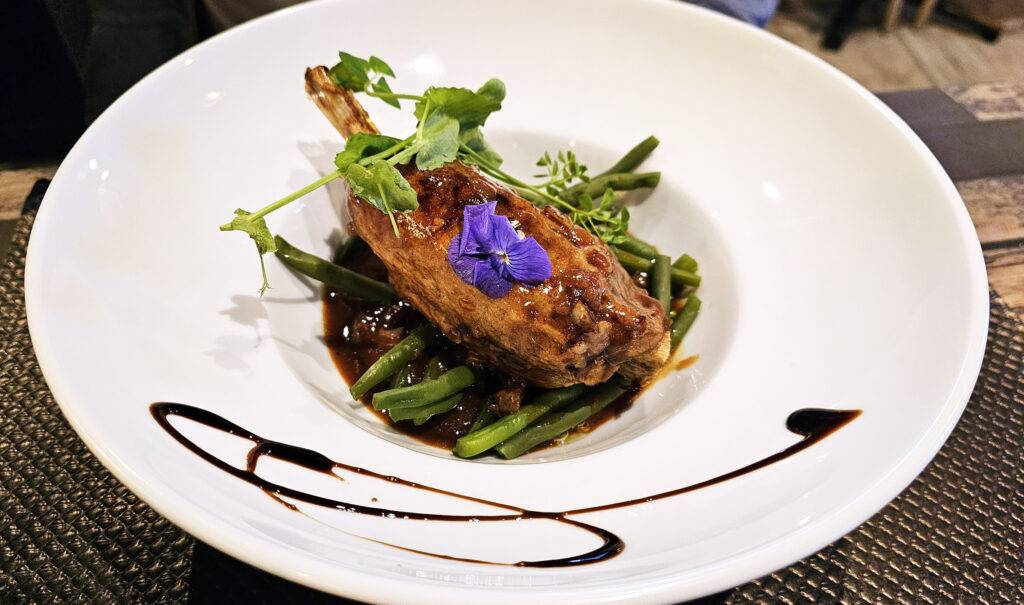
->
[151,403,860,567]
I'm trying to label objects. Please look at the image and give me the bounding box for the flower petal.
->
[488,213,522,253]
[472,256,514,298]
[447,234,479,285]
[459,201,498,256]
[505,236,552,284]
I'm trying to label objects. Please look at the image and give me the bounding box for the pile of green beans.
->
[349,324,440,400]
[385,356,463,425]
[452,384,587,458]
[354,334,477,425]
[372,365,476,410]
[454,380,629,459]
[493,381,627,459]
[604,229,703,353]
[612,247,701,288]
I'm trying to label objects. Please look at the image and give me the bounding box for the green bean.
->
[559,137,660,201]
[650,254,671,311]
[274,236,396,302]
[391,362,417,389]
[388,392,462,423]
[612,247,652,273]
[372,365,476,411]
[616,234,658,259]
[332,234,366,265]
[466,406,498,435]
[414,397,461,425]
[494,408,591,459]
[494,382,627,459]
[612,247,702,288]
[349,324,440,400]
[558,172,661,205]
[671,295,702,350]
[423,355,445,380]
[452,384,587,458]
[673,253,698,273]
[384,356,458,424]
[596,135,660,177]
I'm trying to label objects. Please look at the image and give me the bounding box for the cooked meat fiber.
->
[306,67,670,388]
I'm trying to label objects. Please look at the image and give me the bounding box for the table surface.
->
[1,83,1022,604]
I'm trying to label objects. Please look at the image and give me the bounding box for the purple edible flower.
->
[447,201,552,298]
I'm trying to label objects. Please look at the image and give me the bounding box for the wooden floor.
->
[767,0,1024,91]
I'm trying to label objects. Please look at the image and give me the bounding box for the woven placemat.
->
[2,209,1022,604]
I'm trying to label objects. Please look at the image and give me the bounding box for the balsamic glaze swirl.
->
[150,403,859,567]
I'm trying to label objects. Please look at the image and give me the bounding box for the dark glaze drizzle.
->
[150,403,859,567]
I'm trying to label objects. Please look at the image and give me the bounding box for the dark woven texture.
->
[1,208,1021,603]
[717,292,1024,603]
[0,213,192,604]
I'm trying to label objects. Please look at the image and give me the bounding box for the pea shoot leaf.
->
[329,51,372,91]
[458,127,503,168]
[476,78,506,104]
[416,113,460,170]
[334,133,401,171]
[219,209,277,294]
[371,77,400,108]
[221,209,276,254]
[344,160,418,214]
[368,55,395,78]
[414,86,501,130]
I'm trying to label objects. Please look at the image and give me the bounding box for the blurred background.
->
[1,0,1022,164]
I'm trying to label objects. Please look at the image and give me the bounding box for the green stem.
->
[460,145,576,213]
[377,182,400,237]
[221,169,342,229]
[365,91,424,102]
[359,134,416,167]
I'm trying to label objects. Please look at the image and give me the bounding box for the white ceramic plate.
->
[25,0,988,602]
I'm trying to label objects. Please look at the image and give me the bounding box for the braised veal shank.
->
[306,66,670,388]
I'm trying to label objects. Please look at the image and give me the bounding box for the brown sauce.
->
[322,243,638,452]
[675,354,700,371]
[150,403,861,567]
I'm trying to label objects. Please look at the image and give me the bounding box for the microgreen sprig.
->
[534,150,590,196]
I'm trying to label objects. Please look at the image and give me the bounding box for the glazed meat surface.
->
[306,68,670,387]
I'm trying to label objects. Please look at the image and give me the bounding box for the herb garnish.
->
[221,52,658,294]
